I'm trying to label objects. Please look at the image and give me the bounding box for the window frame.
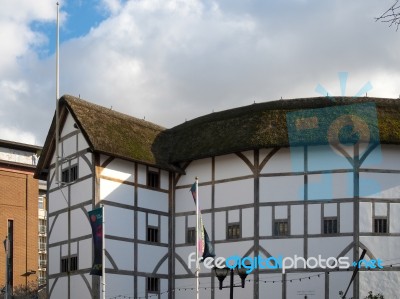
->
[147,226,159,243]
[147,170,160,189]
[227,223,241,240]
[323,217,338,235]
[273,220,289,236]
[374,217,388,234]
[147,277,159,293]
[186,227,196,245]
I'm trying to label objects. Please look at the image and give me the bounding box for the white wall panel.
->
[100,178,134,206]
[228,209,240,223]
[62,135,76,157]
[275,206,287,219]
[177,158,212,186]
[137,164,147,185]
[106,239,134,271]
[308,173,352,200]
[287,272,325,298]
[329,272,353,299]
[258,273,282,298]
[148,213,158,226]
[79,238,92,270]
[360,173,400,198]
[215,179,253,208]
[262,147,303,173]
[175,247,195,275]
[137,244,168,274]
[242,208,254,238]
[308,237,352,258]
[138,188,168,212]
[101,159,135,183]
[259,206,272,236]
[161,216,168,244]
[361,144,400,170]
[138,212,146,240]
[360,236,400,261]
[260,175,304,202]
[340,203,353,233]
[79,154,92,177]
[214,241,254,260]
[160,170,169,190]
[48,247,60,275]
[77,132,89,151]
[50,277,68,299]
[175,216,185,244]
[49,212,68,244]
[359,202,372,233]
[308,145,352,171]
[359,271,400,299]
[291,205,304,235]
[214,211,226,241]
[261,239,303,258]
[324,203,337,217]
[308,204,321,234]
[215,154,253,180]
[61,113,76,137]
[390,203,400,233]
[48,189,68,213]
[70,274,92,299]
[71,178,92,206]
[106,206,134,238]
[375,202,387,216]
[71,208,91,238]
[105,274,134,299]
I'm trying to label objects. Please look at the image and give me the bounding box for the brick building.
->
[0,139,41,293]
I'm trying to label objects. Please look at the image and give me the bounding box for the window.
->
[147,277,159,293]
[187,228,196,245]
[70,256,78,271]
[323,218,338,234]
[147,227,159,243]
[61,257,69,273]
[39,236,46,251]
[227,223,241,239]
[374,218,388,234]
[39,219,46,235]
[61,165,78,183]
[274,220,289,236]
[147,171,160,189]
[38,196,44,210]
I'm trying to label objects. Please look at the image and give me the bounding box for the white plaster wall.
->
[308,236,353,259]
[359,202,373,233]
[275,206,287,219]
[308,172,352,200]
[48,189,68,213]
[106,206,134,238]
[286,272,325,299]
[79,238,92,270]
[49,212,68,244]
[359,236,400,261]
[228,209,240,223]
[160,170,169,190]
[175,184,211,213]
[214,240,254,260]
[214,211,226,241]
[259,206,272,236]
[137,244,168,274]
[261,239,303,258]
[70,274,92,299]
[359,271,400,299]
[215,153,253,180]
[390,203,400,233]
[175,216,185,244]
[101,158,135,183]
[71,208,91,238]
[308,204,321,234]
[77,131,89,151]
[175,247,195,275]
[138,188,168,212]
[361,144,400,170]
[174,278,212,299]
[71,178,92,206]
[324,203,337,217]
[62,135,76,157]
[79,153,92,177]
[262,147,303,173]
[137,277,146,299]
[177,158,212,186]
[258,273,282,298]
[291,205,304,235]
[375,202,387,216]
[329,272,353,299]
[260,175,304,202]
[100,178,134,206]
[105,274,134,299]
[340,202,353,233]
[242,208,254,238]
[48,246,60,275]
[49,277,68,299]
[360,172,400,198]
[137,164,147,185]
[106,239,134,271]
[61,113,77,138]
[138,211,146,240]
[215,179,253,208]
[308,145,352,171]
[161,215,169,244]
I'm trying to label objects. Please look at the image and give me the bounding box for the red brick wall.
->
[0,168,38,291]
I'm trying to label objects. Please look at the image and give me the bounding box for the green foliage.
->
[364,291,384,299]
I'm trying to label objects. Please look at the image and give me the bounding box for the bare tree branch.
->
[376,0,400,31]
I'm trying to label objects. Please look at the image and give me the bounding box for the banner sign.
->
[89,207,103,276]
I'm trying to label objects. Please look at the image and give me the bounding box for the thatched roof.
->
[36,95,400,179]
[162,96,400,163]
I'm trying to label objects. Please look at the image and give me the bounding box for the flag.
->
[190,182,215,260]
[89,207,103,276]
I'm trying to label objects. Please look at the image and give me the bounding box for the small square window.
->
[70,256,78,271]
[187,228,196,245]
[147,227,159,243]
[61,257,69,273]
[147,171,160,189]
[147,277,159,293]
[61,165,78,183]
[227,223,241,239]
[323,218,338,234]
[274,220,289,236]
[374,218,388,234]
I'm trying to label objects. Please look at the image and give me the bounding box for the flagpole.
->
[195,177,200,299]
[102,205,106,299]
[55,2,60,184]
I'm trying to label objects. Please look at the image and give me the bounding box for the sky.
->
[1,0,400,146]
